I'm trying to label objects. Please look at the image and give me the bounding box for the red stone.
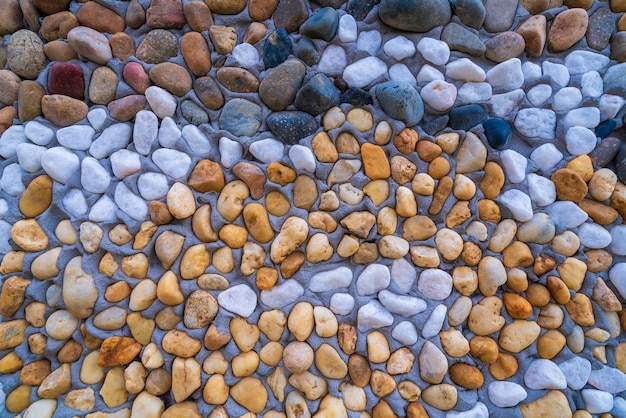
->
[123,62,151,94]
[47,62,84,100]
[146,0,185,29]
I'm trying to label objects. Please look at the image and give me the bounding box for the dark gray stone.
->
[299,7,339,41]
[484,0,518,32]
[441,22,486,56]
[375,81,424,126]
[449,0,485,29]
[267,111,319,144]
[379,0,452,33]
[294,73,340,116]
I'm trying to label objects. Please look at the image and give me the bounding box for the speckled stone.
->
[136,29,178,64]
[267,111,319,144]
[263,28,292,68]
[379,0,452,33]
[7,29,47,79]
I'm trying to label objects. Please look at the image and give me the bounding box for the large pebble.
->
[7,29,46,79]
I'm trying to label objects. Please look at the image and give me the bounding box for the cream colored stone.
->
[130,392,164,418]
[203,374,229,404]
[412,172,435,195]
[386,347,415,375]
[551,231,580,256]
[410,245,440,268]
[453,266,478,296]
[31,247,61,280]
[306,232,333,263]
[121,253,149,279]
[288,301,314,342]
[232,351,260,377]
[499,320,541,352]
[259,341,284,366]
[488,219,517,252]
[363,179,390,206]
[435,228,463,261]
[468,296,505,335]
[124,361,146,394]
[55,219,76,244]
[339,382,367,411]
[395,185,417,217]
[217,180,250,222]
[192,204,219,242]
[453,174,476,200]
[38,363,71,399]
[63,256,98,319]
[314,306,338,337]
[478,256,507,296]
[129,280,157,311]
[285,391,310,417]
[419,341,448,384]
[270,216,309,263]
[11,219,48,251]
[230,316,260,352]
[367,331,391,363]
[337,234,359,257]
[212,246,234,273]
[289,371,328,401]
[258,309,287,341]
[439,328,470,357]
[141,343,164,369]
[171,357,201,402]
[589,168,617,201]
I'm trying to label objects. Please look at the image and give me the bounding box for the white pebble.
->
[542,61,569,87]
[182,124,211,157]
[152,148,192,180]
[133,110,158,155]
[249,138,284,163]
[457,82,491,104]
[357,300,394,331]
[611,225,626,256]
[420,80,457,111]
[552,87,582,112]
[490,89,525,118]
[24,122,53,146]
[137,172,169,200]
[391,257,416,292]
[158,116,181,148]
[488,382,527,407]
[565,50,610,75]
[417,37,450,65]
[383,35,416,60]
[218,284,257,317]
[219,136,242,168]
[447,403,489,418]
[110,149,141,179]
[289,144,316,172]
[343,56,388,88]
[56,125,95,151]
[522,61,541,81]
[231,43,259,68]
[565,126,598,156]
[0,199,7,219]
[63,189,88,217]
[329,293,355,316]
[145,86,177,119]
[309,267,352,292]
[558,356,591,390]
[416,64,445,85]
[588,366,626,394]
[499,189,533,222]
[599,94,626,119]
[378,290,426,317]
[260,280,304,308]
[578,222,611,249]
[89,123,132,159]
[41,147,79,184]
[114,182,147,222]
[0,164,24,196]
[527,173,556,207]
[583,390,614,414]
[530,143,562,172]
[545,201,588,229]
[0,125,26,158]
[486,58,524,90]
[81,157,110,194]
[0,221,11,254]
[87,107,107,130]
[422,304,447,338]
[445,58,485,82]
[417,269,452,300]
[514,108,556,140]
[338,14,357,42]
[524,359,567,390]
[389,63,416,86]
[356,264,390,296]
[527,84,552,107]
[16,143,45,173]
[391,321,418,346]
[357,30,381,55]
[581,71,603,98]
[89,195,117,222]
[564,107,600,129]
[500,149,527,183]
[318,45,347,77]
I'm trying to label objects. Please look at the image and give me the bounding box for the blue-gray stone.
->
[263,28,291,69]
[448,104,487,131]
[590,136,621,167]
[379,0,452,33]
[483,118,511,149]
[375,81,424,126]
[441,22,486,56]
[604,62,626,96]
[422,115,449,136]
[615,145,626,183]
[292,37,320,66]
[347,0,379,20]
[294,73,340,116]
[484,0,517,32]
[449,0,485,29]
[300,7,339,41]
[181,100,209,126]
[219,99,262,137]
[267,111,319,144]
[341,88,373,106]
[596,119,616,139]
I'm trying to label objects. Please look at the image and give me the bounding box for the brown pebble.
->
[449,363,484,389]
[293,175,318,210]
[43,40,78,62]
[149,62,192,96]
[395,128,419,154]
[194,76,224,110]
[126,0,145,29]
[585,249,613,273]
[41,11,77,41]
[181,32,212,77]
[76,1,125,34]
[244,21,268,44]
[429,176,453,216]
[146,0,186,29]
[548,8,589,52]
[217,67,259,93]
[135,29,178,64]
[41,94,88,127]
[280,251,305,279]
[526,283,551,307]
[249,0,279,21]
[19,174,52,217]
[489,352,518,380]
[0,106,16,134]
[188,159,224,193]
[183,1,213,32]
[89,66,119,105]
[233,162,266,200]
[97,336,141,367]
[109,32,135,61]
[107,95,147,122]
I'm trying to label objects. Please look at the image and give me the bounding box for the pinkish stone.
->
[47,62,84,100]
[107,95,147,122]
[123,62,151,94]
[146,0,185,29]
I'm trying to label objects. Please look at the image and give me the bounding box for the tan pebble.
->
[339,382,367,411]
[270,216,309,264]
[468,296,505,336]
[202,324,230,351]
[79,222,103,254]
[209,24,237,54]
[190,204,218,242]
[410,245,440,268]
[38,363,71,399]
[377,206,398,236]
[109,224,132,245]
[313,306,338,337]
[171,357,201,403]
[552,231,580,256]
[241,242,266,276]
[129,279,157,311]
[452,173,476,200]
[259,341,283,366]
[546,275,571,304]
[370,370,396,398]
[263,369,285,405]
[592,277,621,311]
[548,7,588,52]
[610,181,626,219]
[243,203,274,243]
[416,140,442,162]
[312,132,339,163]
[283,341,313,373]
[293,174,318,210]
[348,354,371,387]
[429,176,454,215]
[517,14,547,56]
[162,401,202,418]
[233,161,265,200]
[537,329,566,359]
[390,155,417,185]
[130,391,163,417]
[110,32,135,61]
[1,352,24,373]
[352,242,378,264]
[386,347,415,375]
[124,361,146,394]
[362,143,391,179]
[593,345,607,363]
[461,241,482,266]
[145,368,171,396]
[393,127,418,154]
[267,162,296,186]
[97,337,141,368]
[121,253,149,280]
[449,363,484,389]
[180,244,210,280]
[308,211,338,233]
[616,343,626,373]
[258,310,287,341]
[452,266,478,296]
[436,131,460,154]
[11,218,48,251]
[507,268,528,292]
[306,232,334,263]
[41,94,88,127]
[338,323,357,355]
[421,384,457,411]
[488,219,517,252]
[153,231,184,270]
[375,120,393,145]
[537,303,564,329]
[396,185,417,217]
[502,292,533,319]
[63,256,98,319]
[25,302,46,328]
[398,380,421,402]
[499,320,541,353]
[566,154,594,182]
[347,108,373,131]
[435,228,463,261]
[322,106,345,130]
[184,290,218,329]
[428,156,450,179]
[19,174,52,217]
[218,224,248,249]
[340,211,376,238]
[288,301,314,342]
[217,180,250,222]
[80,351,105,385]
[93,306,127,331]
[419,340,448,384]
[0,251,25,275]
[585,327,610,343]
[203,351,228,375]
[379,235,409,259]
[45,309,78,340]
[166,182,195,219]
[533,253,556,276]
[520,390,571,418]
[132,221,157,251]
[28,332,47,354]
[552,168,588,202]
[289,371,328,401]
[412,172,435,195]
[338,183,364,205]
[363,179,390,206]
[285,391,309,417]
[104,281,130,303]
[266,191,291,217]
[20,358,51,386]
[478,256,507,296]
[230,316,260,352]
[141,342,164,369]
[565,293,595,326]
[589,168,617,201]
[579,199,619,225]
[469,336,499,363]
[0,276,30,317]
[162,330,201,357]
[367,331,391,363]
[403,215,437,241]
[557,257,587,291]
[489,352,519,380]
[480,161,505,199]
[336,131,360,154]
[477,198,501,223]
[502,241,534,268]
[315,343,348,379]
[6,384,32,413]
[255,266,277,290]
[127,313,155,346]
[439,329,470,358]
[448,296,472,326]
[337,234,359,258]
[316,394,348,416]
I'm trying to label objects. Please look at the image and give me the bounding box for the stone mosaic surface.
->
[2,0,626,416]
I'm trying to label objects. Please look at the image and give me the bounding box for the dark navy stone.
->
[448,104,487,131]
[267,111,319,144]
[449,0,485,29]
[181,100,209,126]
[294,73,340,116]
[292,37,320,66]
[218,98,262,137]
[615,145,626,183]
[299,7,339,41]
[422,115,449,136]
[483,118,511,149]
[379,0,452,32]
[375,81,424,127]
[590,136,621,168]
[341,88,373,106]
[263,28,292,69]
[347,0,379,20]
[596,119,616,139]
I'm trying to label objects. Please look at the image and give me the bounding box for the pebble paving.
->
[2,0,626,417]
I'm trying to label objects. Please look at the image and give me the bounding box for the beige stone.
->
[38,363,71,399]
[468,296,505,336]
[348,354,371,387]
[557,257,587,291]
[230,316,260,352]
[315,343,348,379]
[203,374,229,405]
[162,330,201,357]
[412,172,435,195]
[419,341,448,384]
[439,328,470,358]
[288,301,314,342]
[259,341,283,366]
[520,390,572,418]
[230,377,268,413]
[499,320,541,353]
[172,357,201,402]
[11,218,48,251]
[270,216,309,263]
[396,185,418,217]
[180,244,210,280]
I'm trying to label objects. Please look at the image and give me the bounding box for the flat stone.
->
[587,7,614,51]
[343,56,387,88]
[259,60,306,111]
[136,29,178,64]
[449,0,485,29]
[379,0,451,32]
[42,95,88,127]
[292,37,320,66]
[300,7,338,41]
[194,77,224,110]
[484,0,517,32]
[517,15,547,56]
[67,26,112,65]
[181,32,212,76]
[273,0,308,33]
[267,111,318,144]
[514,108,556,140]
[441,22,485,56]
[448,104,487,131]
[146,0,185,29]
[485,32,525,63]
[294,73,339,116]
[76,1,125,34]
